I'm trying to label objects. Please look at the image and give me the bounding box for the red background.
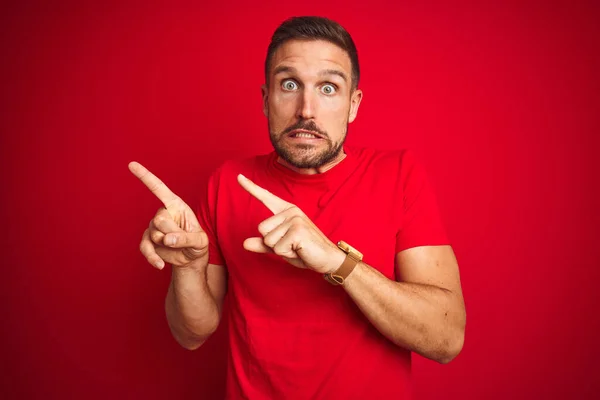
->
[2,1,599,399]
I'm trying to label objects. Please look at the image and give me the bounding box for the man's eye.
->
[321,84,336,95]
[282,80,298,91]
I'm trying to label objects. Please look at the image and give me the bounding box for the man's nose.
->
[296,90,316,120]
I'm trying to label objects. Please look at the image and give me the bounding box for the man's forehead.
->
[270,39,352,77]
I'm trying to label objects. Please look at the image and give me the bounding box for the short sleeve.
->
[197,168,226,266]
[395,150,449,252]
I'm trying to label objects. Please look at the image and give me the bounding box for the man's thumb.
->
[164,231,208,251]
[243,237,272,254]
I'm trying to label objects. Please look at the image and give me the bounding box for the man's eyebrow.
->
[273,65,297,76]
[272,65,348,83]
[319,69,348,83]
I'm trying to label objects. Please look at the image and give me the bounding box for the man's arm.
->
[129,161,228,350]
[166,262,227,350]
[342,245,466,364]
[236,174,465,363]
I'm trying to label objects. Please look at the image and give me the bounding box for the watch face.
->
[338,241,363,260]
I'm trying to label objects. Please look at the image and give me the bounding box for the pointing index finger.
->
[129,161,179,207]
[237,174,292,214]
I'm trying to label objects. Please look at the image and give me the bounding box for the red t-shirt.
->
[198,146,448,399]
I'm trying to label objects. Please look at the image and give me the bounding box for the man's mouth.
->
[288,129,324,139]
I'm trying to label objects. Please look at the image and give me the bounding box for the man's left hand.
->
[238,174,345,274]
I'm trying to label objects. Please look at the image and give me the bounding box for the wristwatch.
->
[323,241,363,286]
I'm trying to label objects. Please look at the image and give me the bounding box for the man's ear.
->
[261,84,268,117]
[348,89,363,123]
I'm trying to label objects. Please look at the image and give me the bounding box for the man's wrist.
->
[322,241,364,285]
[174,256,209,276]
[324,247,347,274]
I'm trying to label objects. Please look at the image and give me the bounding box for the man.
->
[130,16,465,399]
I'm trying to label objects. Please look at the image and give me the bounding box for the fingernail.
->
[155,260,164,269]
[167,235,176,246]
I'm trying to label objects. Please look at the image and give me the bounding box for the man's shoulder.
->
[349,145,417,169]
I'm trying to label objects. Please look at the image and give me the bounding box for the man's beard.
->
[269,119,347,169]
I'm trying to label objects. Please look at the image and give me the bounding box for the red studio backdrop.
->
[1,1,599,399]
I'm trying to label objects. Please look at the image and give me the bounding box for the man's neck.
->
[277,149,347,175]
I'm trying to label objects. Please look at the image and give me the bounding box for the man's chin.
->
[277,147,339,169]
[280,155,320,169]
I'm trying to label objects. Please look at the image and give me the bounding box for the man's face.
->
[262,39,362,169]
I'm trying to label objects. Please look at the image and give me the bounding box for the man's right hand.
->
[129,162,208,270]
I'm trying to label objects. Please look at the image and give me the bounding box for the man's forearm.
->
[343,261,466,363]
[165,260,221,350]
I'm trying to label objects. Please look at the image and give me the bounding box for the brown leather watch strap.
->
[324,251,361,285]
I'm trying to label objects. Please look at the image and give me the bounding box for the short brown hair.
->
[265,16,360,89]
